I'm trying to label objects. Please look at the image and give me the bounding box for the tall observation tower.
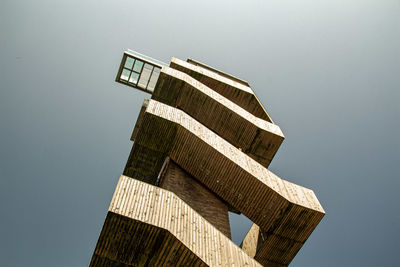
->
[89,50,325,266]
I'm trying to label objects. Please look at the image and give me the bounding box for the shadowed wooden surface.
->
[122,99,324,266]
[159,159,231,238]
[92,53,326,267]
[90,176,262,267]
[152,67,284,168]
[242,222,311,266]
[169,57,272,122]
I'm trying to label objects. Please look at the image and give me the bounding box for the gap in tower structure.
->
[89,49,325,267]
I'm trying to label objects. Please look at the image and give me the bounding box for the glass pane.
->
[124,57,134,69]
[129,72,140,84]
[147,69,160,92]
[138,65,152,89]
[133,60,144,73]
[144,63,153,71]
[120,69,131,81]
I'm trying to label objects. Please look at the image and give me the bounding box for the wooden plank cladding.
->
[187,58,250,87]
[90,215,206,267]
[241,223,307,266]
[145,100,323,213]
[241,224,260,258]
[127,99,325,265]
[152,67,284,168]
[169,57,272,122]
[94,50,326,267]
[90,175,262,267]
[159,159,231,238]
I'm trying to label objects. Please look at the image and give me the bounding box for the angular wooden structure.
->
[92,176,261,267]
[90,50,325,266]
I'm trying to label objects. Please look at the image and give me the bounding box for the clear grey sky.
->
[1,0,399,266]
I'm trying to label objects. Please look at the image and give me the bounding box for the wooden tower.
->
[89,50,325,266]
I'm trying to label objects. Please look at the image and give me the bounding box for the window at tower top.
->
[116,50,166,94]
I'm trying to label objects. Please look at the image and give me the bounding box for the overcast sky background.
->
[1,0,399,266]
